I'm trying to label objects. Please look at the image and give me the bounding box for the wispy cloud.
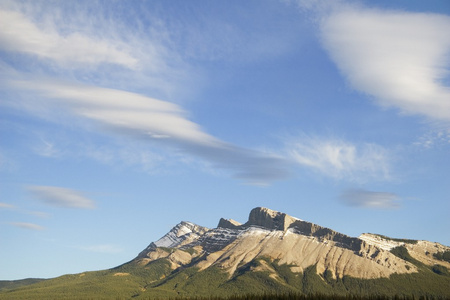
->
[0,150,16,172]
[0,2,190,98]
[339,189,400,209]
[0,202,50,218]
[287,135,391,182]
[31,132,169,175]
[10,222,45,230]
[320,6,450,123]
[0,9,137,69]
[33,137,61,158]
[414,128,450,149]
[28,185,96,209]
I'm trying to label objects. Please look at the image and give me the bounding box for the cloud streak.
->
[0,202,16,209]
[10,222,45,230]
[339,189,400,209]
[320,7,450,122]
[28,185,96,209]
[0,202,50,218]
[0,9,138,69]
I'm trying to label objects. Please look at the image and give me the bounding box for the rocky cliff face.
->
[217,218,241,229]
[136,207,449,280]
[245,207,294,230]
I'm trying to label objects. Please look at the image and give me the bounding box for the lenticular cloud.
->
[10,79,290,185]
[321,8,450,122]
[28,185,96,209]
[340,189,400,209]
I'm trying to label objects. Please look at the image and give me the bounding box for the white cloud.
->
[12,79,219,146]
[28,185,95,209]
[287,135,391,181]
[320,7,450,122]
[340,189,400,209]
[10,222,45,230]
[0,9,138,69]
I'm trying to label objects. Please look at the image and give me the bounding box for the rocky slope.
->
[135,207,449,280]
[359,232,450,269]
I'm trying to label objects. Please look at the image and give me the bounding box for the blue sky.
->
[1,0,449,280]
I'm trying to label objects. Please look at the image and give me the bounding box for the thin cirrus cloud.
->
[287,135,391,182]
[320,7,450,122]
[28,185,96,209]
[0,4,188,98]
[339,189,401,209]
[414,128,450,149]
[0,9,138,69]
[10,222,45,231]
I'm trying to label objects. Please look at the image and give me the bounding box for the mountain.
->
[1,207,449,300]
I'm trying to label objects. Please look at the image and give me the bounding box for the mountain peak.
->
[217,218,242,229]
[245,207,299,231]
[137,221,209,258]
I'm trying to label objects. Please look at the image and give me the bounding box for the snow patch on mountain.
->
[359,233,404,251]
[187,227,241,253]
[154,221,209,248]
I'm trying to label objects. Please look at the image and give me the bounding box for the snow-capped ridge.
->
[137,221,209,258]
[156,221,209,247]
[359,233,407,251]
